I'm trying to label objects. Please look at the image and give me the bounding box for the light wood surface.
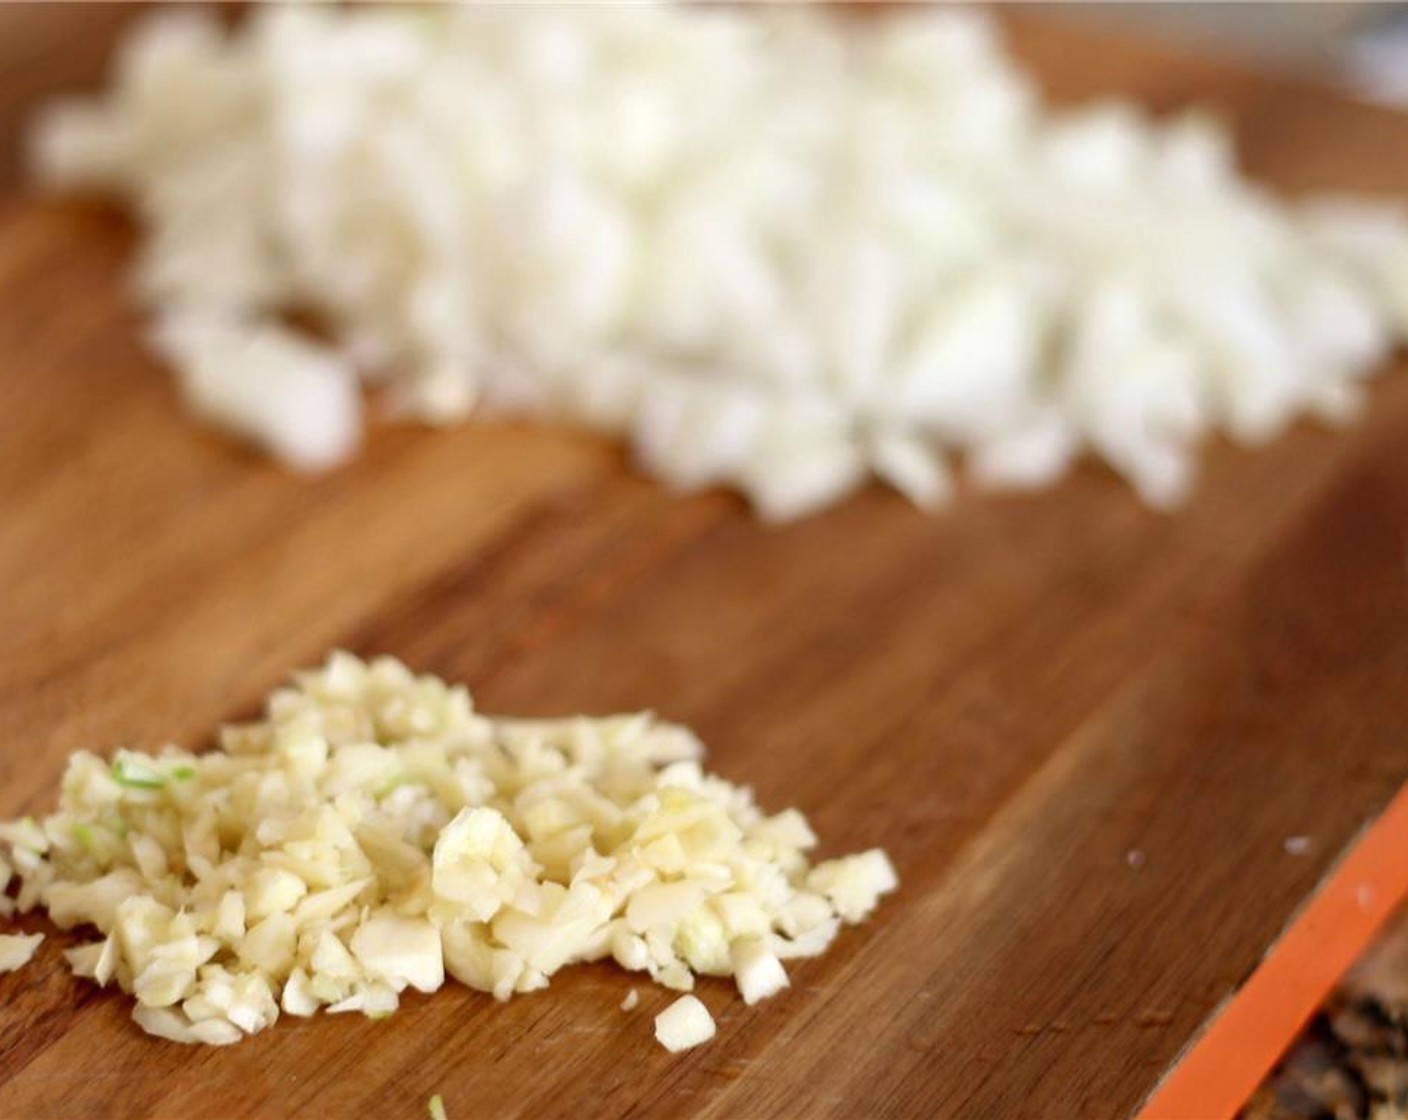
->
[3,12,1408,1119]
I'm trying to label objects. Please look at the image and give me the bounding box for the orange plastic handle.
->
[1138,780,1408,1120]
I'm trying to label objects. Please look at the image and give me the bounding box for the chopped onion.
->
[32,6,1408,518]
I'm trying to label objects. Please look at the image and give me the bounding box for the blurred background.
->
[1070,3,1408,105]
[6,5,1408,141]
[4,3,1408,190]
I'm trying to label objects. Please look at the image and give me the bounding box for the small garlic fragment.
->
[731,938,789,1006]
[654,994,716,1053]
[0,932,43,972]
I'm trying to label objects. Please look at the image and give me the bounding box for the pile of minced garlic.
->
[0,654,896,1051]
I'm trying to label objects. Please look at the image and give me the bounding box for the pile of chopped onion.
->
[32,5,1408,517]
[0,654,896,1049]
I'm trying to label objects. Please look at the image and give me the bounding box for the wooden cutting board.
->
[3,13,1408,1119]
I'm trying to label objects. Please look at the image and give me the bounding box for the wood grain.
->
[2,12,1408,1119]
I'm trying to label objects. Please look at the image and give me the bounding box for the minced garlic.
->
[0,932,43,972]
[654,994,716,1053]
[0,654,896,1051]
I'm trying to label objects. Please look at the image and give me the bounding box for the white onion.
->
[32,5,1408,517]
